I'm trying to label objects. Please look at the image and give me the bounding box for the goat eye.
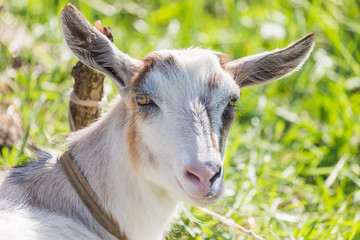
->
[136,95,151,105]
[228,98,238,107]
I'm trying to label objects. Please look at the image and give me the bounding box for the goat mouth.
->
[205,177,224,199]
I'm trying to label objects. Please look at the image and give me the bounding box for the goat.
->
[0,3,315,240]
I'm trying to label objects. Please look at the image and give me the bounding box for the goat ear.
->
[227,33,315,88]
[60,3,141,93]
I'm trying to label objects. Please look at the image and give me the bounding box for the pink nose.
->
[184,163,221,189]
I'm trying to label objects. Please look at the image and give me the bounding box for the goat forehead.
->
[136,49,239,103]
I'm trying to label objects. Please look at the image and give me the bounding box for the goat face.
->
[128,50,239,206]
[60,4,315,207]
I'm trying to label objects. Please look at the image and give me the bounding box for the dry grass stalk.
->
[197,207,265,240]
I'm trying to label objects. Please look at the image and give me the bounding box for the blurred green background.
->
[0,0,359,239]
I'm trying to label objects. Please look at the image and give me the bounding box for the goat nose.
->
[184,163,221,186]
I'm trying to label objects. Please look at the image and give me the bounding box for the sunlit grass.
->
[0,0,359,239]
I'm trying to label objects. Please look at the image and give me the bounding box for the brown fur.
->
[210,132,219,152]
[208,54,230,91]
[208,72,222,91]
[216,53,230,71]
[131,53,178,90]
[127,115,157,170]
[127,115,140,170]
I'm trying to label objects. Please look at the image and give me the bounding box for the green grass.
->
[1,0,359,239]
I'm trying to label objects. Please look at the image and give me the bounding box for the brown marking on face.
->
[214,53,230,71]
[202,103,219,153]
[127,115,140,170]
[208,71,222,91]
[215,53,239,81]
[131,57,153,90]
[210,131,219,152]
[153,54,178,75]
[208,54,230,91]
[127,109,158,170]
[131,53,178,91]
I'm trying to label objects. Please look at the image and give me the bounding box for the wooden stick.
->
[68,21,113,131]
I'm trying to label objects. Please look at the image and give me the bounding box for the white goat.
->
[0,3,315,240]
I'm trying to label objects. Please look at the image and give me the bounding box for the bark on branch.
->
[68,21,113,131]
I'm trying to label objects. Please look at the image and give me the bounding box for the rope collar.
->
[59,151,127,240]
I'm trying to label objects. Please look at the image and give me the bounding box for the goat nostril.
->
[184,164,222,185]
[186,170,201,183]
[209,167,221,185]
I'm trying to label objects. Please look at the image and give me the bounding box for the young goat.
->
[0,4,315,240]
